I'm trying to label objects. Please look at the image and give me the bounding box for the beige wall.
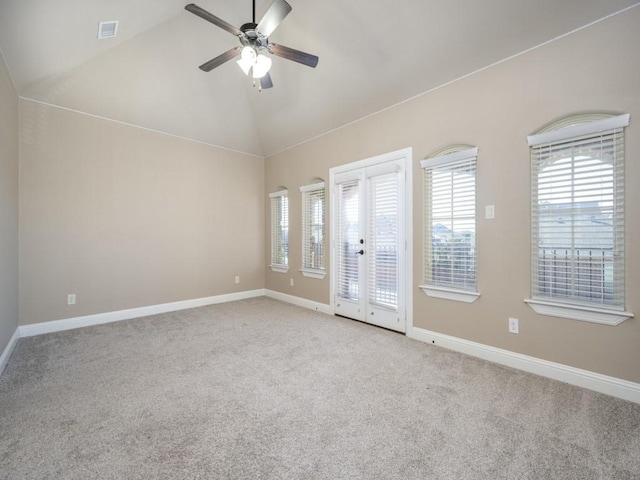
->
[0,52,19,352]
[19,101,265,325]
[265,8,640,383]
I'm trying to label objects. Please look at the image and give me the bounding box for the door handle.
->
[356,249,364,255]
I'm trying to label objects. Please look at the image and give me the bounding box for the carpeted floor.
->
[1,297,639,479]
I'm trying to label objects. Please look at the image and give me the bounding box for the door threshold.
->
[334,314,405,335]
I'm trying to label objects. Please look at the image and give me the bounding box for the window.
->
[526,113,633,325]
[300,182,325,278]
[269,189,289,272]
[420,146,479,303]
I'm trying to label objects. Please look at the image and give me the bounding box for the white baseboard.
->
[408,326,640,404]
[18,289,266,338]
[8,290,638,404]
[264,289,333,315]
[0,327,20,376]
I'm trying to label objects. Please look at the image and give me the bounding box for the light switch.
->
[485,205,495,219]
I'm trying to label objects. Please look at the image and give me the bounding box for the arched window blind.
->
[528,114,629,310]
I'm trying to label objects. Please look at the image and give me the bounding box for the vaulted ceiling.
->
[1,0,637,157]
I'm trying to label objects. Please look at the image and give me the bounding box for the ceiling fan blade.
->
[185,4,242,36]
[199,46,242,72]
[260,72,274,89]
[256,0,292,37]
[270,44,319,68]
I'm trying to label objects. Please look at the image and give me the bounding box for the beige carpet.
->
[1,297,639,479]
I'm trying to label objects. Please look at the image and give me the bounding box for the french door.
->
[332,153,407,333]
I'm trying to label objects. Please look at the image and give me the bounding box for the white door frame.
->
[329,147,413,334]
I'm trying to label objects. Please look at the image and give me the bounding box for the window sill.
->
[524,299,634,326]
[419,285,480,303]
[300,268,326,279]
[269,265,289,274]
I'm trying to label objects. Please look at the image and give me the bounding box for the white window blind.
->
[269,190,288,270]
[367,172,399,310]
[421,147,477,291]
[529,114,628,309]
[300,182,325,274]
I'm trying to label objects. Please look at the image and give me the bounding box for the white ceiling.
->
[1,0,638,157]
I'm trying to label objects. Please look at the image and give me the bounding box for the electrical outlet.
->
[67,294,76,305]
[290,278,294,287]
[508,317,519,334]
[235,276,240,284]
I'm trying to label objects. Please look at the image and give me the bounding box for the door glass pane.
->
[368,172,399,310]
[337,180,361,301]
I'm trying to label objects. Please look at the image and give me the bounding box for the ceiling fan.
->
[185,0,319,90]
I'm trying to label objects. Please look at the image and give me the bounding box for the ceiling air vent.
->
[97,21,119,39]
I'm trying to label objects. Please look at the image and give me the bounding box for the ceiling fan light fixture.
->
[252,54,272,79]
[237,46,257,75]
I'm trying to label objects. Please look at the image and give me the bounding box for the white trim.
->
[420,147,478,169]
[524,299,633,326]
[0,46,18,94]
[299,182,325,193]
[330,147,412,175]
[419,285,480,303]
[19,97,264,159]
[270,265,289,273]
[300,268,326,279]
[405,148,414,333]
[0,327,21,376]
[527,113,630,146]
[408,326,640,404]
[269,189,288,198]
[265,289,333,315]
[18,290,265,337]
[365,162,401,178]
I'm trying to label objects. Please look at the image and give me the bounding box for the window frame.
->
[525,113,633,325]
[269,189,289,273]
[419,146,479,303]
[299,182,326,279]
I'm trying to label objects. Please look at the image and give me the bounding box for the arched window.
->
[420,146,479,303]
[300,181,325,277]
[526,113,632,325]
[269,189,289,272]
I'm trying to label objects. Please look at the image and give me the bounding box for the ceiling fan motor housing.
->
[240,22,258,32]
[239,23,269,51]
